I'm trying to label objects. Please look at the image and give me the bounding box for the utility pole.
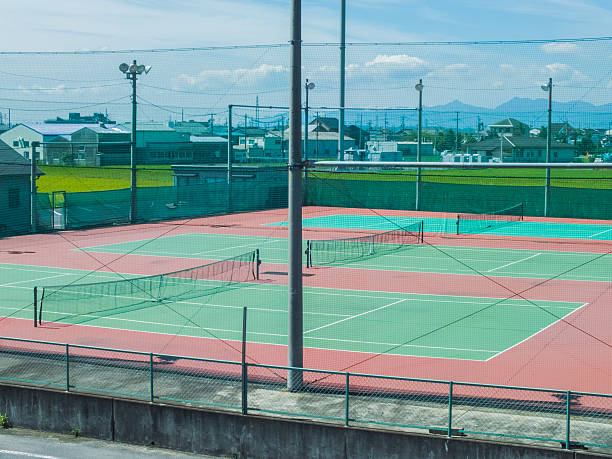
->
[338,0,346,161]
[288,0,303,391]
[30,141,39,233]
[455,111,459,153]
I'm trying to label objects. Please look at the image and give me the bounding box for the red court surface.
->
[1,206,611,394]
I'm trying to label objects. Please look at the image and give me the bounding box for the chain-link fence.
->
[1,336,611,452]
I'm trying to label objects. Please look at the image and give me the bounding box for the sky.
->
[3,0,612,49]
[1,0,612,125]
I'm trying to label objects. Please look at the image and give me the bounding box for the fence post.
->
[33,287,37,328]
[345,373,350,426]
[65,344,70,392]
[241,306,248,415]
[150,353,154,403]
[447,381,453,436]
[566,390,571,450]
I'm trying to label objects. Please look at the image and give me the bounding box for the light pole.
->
[119,60,151,224]
[541,77,552,216]
[304,79,315,163]
[415,79,423,210]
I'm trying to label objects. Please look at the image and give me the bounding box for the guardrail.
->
[1,336,611,452]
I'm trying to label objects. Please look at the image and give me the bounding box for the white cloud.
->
[174,64,286,89]
[541,42,580,54]
[366,55,428,68]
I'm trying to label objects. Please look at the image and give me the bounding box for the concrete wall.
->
[0,383,607,459]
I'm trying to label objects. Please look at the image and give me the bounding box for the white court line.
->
[588,227,612,238]
[306,336,499,354]
[485,302,590,361]
[304,298,407,335]
[0,273,70,287]
[486,253,542,273]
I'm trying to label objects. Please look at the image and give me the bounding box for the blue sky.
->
[4,0,612,50]
[2,1,612,124]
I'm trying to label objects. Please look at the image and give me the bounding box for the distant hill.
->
[424,97,612,130]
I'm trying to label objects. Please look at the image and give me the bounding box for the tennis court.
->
[269,213,612,240]
[0,262,585,361]
[78,232,612,282]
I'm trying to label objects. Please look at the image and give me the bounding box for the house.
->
[488,118,530,137]
[0,140,43,235]
[71,125,131,166]
[468,136,577,162]
[0,123,95,164]
[170,120,213,136]
[309,117,339,132]
[284,126,355,160]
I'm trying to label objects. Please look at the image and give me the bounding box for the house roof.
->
[190,136,227,143]
[0,139,43,176]
[76,125,130,135]
[309,117,339,130]
[14,123,93,136]
[470,136,576,152]
[488,118,528,128]
[118,122,176,132]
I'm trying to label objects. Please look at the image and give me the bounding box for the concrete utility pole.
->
[288,0,303,391]
[338,0,346,161]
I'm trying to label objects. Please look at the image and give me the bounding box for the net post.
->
[305,241,311,268]
[369,236,374,255]
[255,249,261,280]
[38,289,44,325]
[456,215,460,235]
[241,306,248,415]
[521,201,525,221]
[33,287,37,328]
[420,221,424,243]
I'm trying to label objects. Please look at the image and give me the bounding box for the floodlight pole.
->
[544,78,553,217]
[119,60,150,224]
[130,67,137,224]
[288,0,304,391]
[415,79,423,211]
[338,0,346,161]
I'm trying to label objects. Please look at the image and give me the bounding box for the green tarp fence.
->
[304,176,612,221]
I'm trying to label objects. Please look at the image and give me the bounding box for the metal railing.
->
[1,336,611,452]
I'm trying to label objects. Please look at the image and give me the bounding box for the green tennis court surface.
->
[269,214,612,240]
[80,233,612,282]
[0,263,584,361]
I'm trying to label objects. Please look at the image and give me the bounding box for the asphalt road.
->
[0,427,225,459]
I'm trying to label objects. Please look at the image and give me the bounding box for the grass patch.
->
[37,166,173,193]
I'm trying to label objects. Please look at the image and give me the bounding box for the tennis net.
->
[456,202,524,235]
[306,221,424,268]
[34,250,260,326]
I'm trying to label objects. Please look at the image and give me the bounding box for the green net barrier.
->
[306,221,424,267]
[65,188,131,228]
[305,171,612,220]
[36,250,260,326]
